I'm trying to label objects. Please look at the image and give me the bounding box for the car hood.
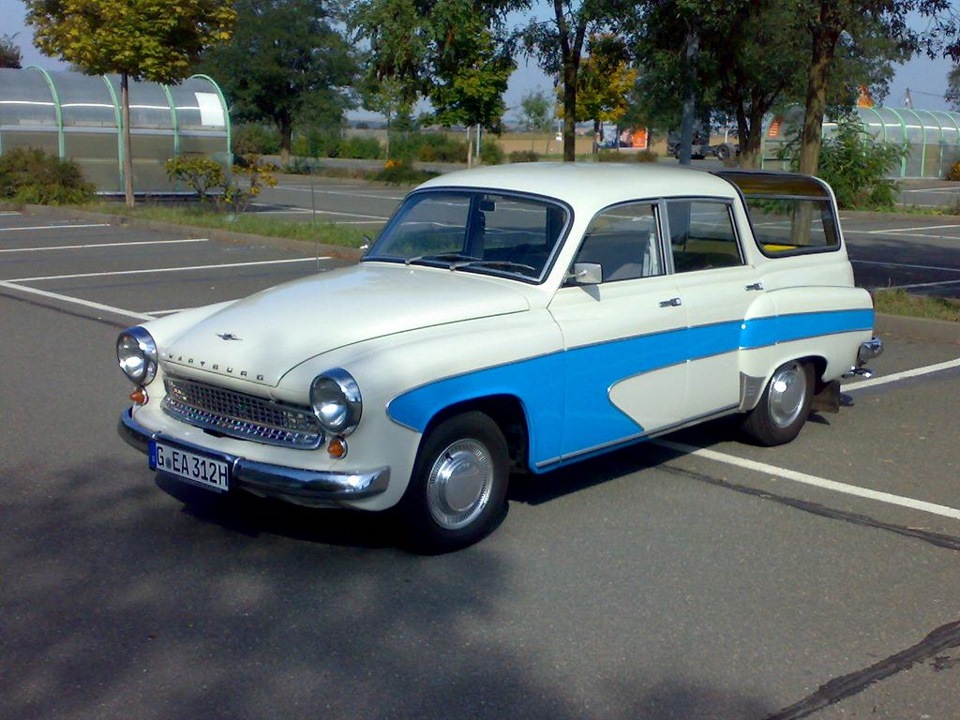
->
[161,263,532,387]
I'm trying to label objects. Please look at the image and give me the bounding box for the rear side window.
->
[716,171,841,256]
[743,197,840,255]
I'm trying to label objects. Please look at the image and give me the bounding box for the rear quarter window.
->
[716,171,841,257]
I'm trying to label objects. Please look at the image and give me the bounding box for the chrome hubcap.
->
[768,362,807,428]
[425,439,494,530]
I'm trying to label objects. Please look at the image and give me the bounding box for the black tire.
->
[741,360,814,446]
[715,144,731,161]
[397,411,509,553]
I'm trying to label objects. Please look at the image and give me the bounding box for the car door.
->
[547,201,687,463]
[664,198,764,421]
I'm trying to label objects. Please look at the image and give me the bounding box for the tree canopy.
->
[351,0,517,133]
[1,34,22,69]
[200,0,358,162]
[25,0,236,206]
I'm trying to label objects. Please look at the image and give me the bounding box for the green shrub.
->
[779,115,906,209]
[373,159,438,185]
[509,150,540,163]
[418,133,468,163]
[233,124,281,156]
[164,156,226,201]
[340,135,382,160]
[815,116,906,208]
[479,139,504,165]
[0,147,95,205]
[946,160,960,181]
[222,155,279,213]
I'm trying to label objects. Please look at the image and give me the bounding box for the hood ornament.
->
[216,333,243,341]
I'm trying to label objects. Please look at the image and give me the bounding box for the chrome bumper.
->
[119,409,390,504]
[846,336,884,378]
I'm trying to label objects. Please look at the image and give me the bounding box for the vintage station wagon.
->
[117,163,882,551]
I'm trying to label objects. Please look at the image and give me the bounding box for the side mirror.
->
[569,262,603,285]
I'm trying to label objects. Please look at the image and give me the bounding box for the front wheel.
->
[397,411,509,553]
[741,360,814,446]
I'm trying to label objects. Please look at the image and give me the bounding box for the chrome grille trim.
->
[162,376,323,449]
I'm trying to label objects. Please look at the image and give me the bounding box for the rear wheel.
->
[742,360,814,446]
[398,411,509,553]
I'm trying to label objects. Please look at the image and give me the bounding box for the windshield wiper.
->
[451,259,538,274]
[405,252,480,266]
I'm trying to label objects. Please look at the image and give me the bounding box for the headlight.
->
[117,327,158,386]
[310,369,362,435]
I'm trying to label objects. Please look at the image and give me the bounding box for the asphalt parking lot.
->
[1,199,958,720]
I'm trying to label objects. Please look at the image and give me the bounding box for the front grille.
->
[162,376,323,449]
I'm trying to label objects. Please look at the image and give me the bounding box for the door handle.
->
[745,282,764,292]
[659,297,682,308]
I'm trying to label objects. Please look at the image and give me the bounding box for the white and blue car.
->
[117,163,882,551]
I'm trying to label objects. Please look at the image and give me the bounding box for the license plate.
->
[150,440,230,492]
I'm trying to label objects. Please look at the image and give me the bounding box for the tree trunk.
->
[799,13,841,176]
[562,60,577,162]
[279,113,293,166]
[121,72,135,208]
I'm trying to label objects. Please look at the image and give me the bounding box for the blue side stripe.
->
[387,308,873,467]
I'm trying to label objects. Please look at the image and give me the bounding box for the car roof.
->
[415,162,742,212]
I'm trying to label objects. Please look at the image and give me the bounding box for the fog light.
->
[327,436,348,459]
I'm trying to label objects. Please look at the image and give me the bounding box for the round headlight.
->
[117,327,158,386]
[310,369,362,435]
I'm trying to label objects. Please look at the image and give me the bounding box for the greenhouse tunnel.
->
[762,105,960,179]
[0,67,231,194]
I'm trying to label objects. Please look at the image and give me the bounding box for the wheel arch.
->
[421,394,531,473]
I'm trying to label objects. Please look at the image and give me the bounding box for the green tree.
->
[946,64,960,110]
[25,0,235,207]
[573,34,637,152]
[352,0,517,141]
[626,0,907,168]
[519,0,618,161]
[794,0,953,175]
[518,88,555,152]
[1,33,22,68]
[200,0,358,164]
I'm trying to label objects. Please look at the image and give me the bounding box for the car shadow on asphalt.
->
[155,474,399,550]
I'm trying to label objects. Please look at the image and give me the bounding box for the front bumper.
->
[119,408,390,505]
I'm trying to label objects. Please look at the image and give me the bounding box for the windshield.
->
[364,190,570,282]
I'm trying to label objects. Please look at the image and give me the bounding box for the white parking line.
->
[852,259,960,273]
[843,357,960,391]
[655,439,960,521]
[0,238,210,253]
[6,257,323,283]
[0,223,111,232]
[0,280,153,321]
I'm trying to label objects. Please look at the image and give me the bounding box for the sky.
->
[1,0,955,117]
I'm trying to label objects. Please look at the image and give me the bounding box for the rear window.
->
[715,171,841,257]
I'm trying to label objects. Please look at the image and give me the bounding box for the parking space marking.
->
[843,357,960,391]
[0,238,210,253]
[0,223,111,233]
[655,439,960,521]
[6,257,324,283]
[852,259,960,273]
[0,280,153,321]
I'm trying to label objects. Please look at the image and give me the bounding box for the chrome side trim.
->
[118,409,390,502]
